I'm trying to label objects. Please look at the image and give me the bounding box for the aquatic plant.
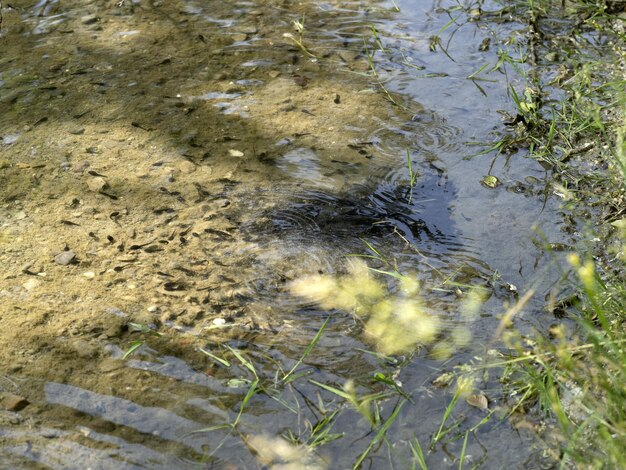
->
[283,14,317,59]
[406,147,418,202]
[122,322,164,359]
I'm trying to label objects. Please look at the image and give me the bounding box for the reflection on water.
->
[1,426,184,469]
[44,382,207,452]
[127,356,216,388]
[0,0,569,467]
[277,147,328,187]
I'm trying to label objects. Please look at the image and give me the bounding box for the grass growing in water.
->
[283,14,317,58]
[412,0,625,466]
[517,117,624,466]
[486,1,625,466]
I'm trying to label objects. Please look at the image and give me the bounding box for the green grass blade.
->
[458,431,469,470]
[467,62,490,80]
[191,424,231,434]
[283,316,330,382]
[370,22,387,53]
[309,379,353,401]
[433,387,461,444]
[198,347,231,367]
[232,378,259,428]
[406,147,417,203]
[226,345,258,379]
[353,400,406,469]
[410,437,428,470]
[309,410,344,447]
[360,238,386,261]
[282,369,313,384]
[468,409,494,432]
[122,341,144,360]
[367,267,405,280]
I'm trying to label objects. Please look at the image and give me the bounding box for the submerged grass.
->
[284,14,317,58]
[431,385,462,446]
[353,399,406,469]
[282,316,330,383]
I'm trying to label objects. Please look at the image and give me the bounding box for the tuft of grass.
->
[363,40,404,109]
[309,378,393,427]
[497,243,626,468]
[406,147,418,202]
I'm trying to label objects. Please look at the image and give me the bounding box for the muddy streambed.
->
[0,0,576,468]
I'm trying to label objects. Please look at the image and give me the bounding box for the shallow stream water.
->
[0,0,576,468]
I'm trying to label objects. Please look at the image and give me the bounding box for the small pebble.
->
[238,25,258,34]
[231,33,247,42]
[1,393,30,412]
[68,127,85,135]
[228,149,244,157]
[22,278,41,291]
[87,176,108,192]
[81,15,99,25]
[83,271,96,278]
[54,250,76,266]
[99,358,125,372]
[41,429,62,439]
[2,134,20,145]
[21,262,36,274]
[73,161,90,173]
[177,160,196,174]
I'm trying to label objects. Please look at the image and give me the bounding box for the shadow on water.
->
[0,0,572,468]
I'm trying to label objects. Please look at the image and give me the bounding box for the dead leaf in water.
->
[466,392,489,410]
[481,175,500,189]
[432,372,454,388]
